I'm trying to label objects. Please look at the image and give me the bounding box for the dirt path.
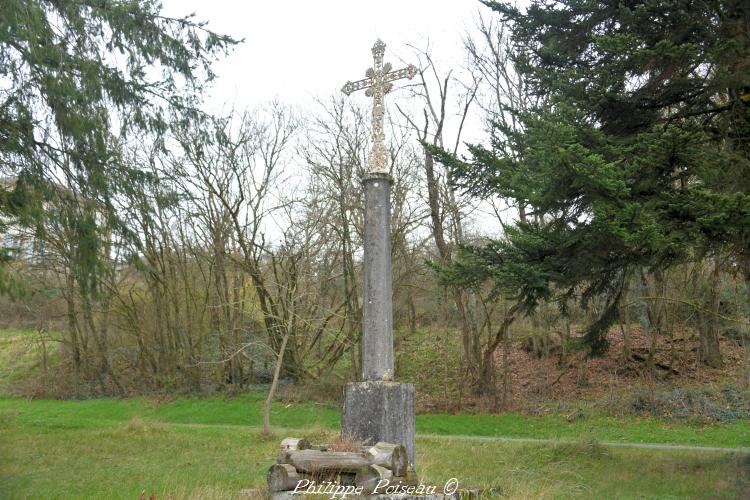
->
[419,432,750,453]
[155,421,749,453]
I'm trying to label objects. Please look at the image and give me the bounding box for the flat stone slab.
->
[341,381,416,466]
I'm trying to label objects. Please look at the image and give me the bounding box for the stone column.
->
[341,172,416,468]
[362,172,393,381]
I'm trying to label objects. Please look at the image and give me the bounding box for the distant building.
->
[1,175,115,268]
[0,176,45,263]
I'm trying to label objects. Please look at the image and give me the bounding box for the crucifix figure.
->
[342,39,417,174]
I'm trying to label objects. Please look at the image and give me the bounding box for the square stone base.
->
[341,381,416,467]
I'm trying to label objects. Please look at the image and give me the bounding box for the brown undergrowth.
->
[495,325,750,418]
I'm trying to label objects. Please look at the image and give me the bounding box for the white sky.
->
[161,0,493,118]
[158,0,517,235]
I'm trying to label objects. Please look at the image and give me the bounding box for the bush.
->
[629,386,750,423]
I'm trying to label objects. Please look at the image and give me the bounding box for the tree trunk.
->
[282,450,371,473]
[637,270,656,376]
[280,438,311,452]
[355,464,393,495]
[482,302,519,405]
[363,443,407,476]
[700,261,723,368]
[263,330,290,435]
[407,285,417,335]
[423,148,480,386]
[619,321,631,362]
[560,316,572,367]
[267,464,304,492]
[499,324,512,410]
[65,273,82,375]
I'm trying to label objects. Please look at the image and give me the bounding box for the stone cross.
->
[340,39,418,382]
[342,39,417,174]
[339,41,418,467]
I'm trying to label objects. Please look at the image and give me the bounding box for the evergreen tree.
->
[436,0,750,360]
[0,0,239,293]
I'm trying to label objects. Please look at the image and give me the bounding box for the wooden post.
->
[280,438,311,452]
[355,464,393,494]
[267,464,303,492]
[285,450,372,473]
[363,442,407,477]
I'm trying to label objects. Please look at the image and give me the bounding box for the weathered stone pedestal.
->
[342,381,416,467]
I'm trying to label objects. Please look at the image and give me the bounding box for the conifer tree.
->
[0,0,239,293]
[436,0,750,360]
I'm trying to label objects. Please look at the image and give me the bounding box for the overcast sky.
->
[158,1,514,233]
[161,0,494,115]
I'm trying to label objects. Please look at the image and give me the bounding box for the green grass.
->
[1,417,279,499]
[1,326,748,497]
[418,437,746,499]
[0,394,339,431]
[1,395,747,448]
[0,328,62,395]
[417,411,750,448]
[1,406,746,499]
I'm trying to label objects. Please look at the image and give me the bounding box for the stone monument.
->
[340,40,418,467]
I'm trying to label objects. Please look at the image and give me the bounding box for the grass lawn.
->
[1,330,748,497]
[1,394,748,448]
[1,395,749,498]
[0,328,52,395]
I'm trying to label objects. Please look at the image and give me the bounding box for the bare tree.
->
[395,45,501,396]
[465,13,538,223]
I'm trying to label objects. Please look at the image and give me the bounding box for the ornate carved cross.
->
[342,39,417,174]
